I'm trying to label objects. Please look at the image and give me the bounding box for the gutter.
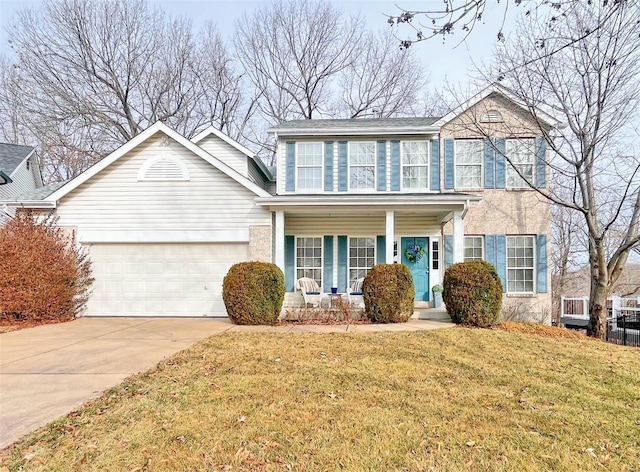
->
[0,200,57,209]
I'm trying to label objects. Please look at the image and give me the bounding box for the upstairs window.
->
[296,143,323,190]
[506,139,535,188]
[401,141,429,190]
[349,142,376,190]
[455,140,483,188]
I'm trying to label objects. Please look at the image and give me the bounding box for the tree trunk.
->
[589,282,609,340]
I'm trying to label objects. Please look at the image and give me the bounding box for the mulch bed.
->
[0,317,73,334]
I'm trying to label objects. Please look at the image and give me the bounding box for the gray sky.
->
[0,0,518,87]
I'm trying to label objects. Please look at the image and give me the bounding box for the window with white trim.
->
[349,142,376,189]
[507,236,535,293]
[401,141,429,190]
[296,237,322,287]
[296,143,323,190]
[506,139,535,188]
[464,236,484,261]
[455,140,483,188]
[348,237,375,286]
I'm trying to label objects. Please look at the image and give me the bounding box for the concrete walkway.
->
[0,316,452,449]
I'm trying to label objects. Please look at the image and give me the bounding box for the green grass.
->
[3,328,639,471]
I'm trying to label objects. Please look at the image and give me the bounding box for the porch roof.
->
[255,193,481,216]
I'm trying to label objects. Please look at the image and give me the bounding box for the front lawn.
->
[3,328,639,471]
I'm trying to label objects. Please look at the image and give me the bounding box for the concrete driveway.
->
[0,317,234,449]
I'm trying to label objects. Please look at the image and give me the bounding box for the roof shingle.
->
[0,143,34,175]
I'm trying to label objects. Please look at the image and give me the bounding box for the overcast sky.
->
[0,0,518,87]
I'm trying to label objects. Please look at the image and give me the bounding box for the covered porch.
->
[256,194,481,307]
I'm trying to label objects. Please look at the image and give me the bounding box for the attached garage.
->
[85,242,248,317]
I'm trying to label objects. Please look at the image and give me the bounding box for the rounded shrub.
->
[442,260,503,327]
[222,262,285,325]
[363,264,415,323]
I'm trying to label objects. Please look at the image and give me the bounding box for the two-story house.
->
[0,143,44,224]
[0,86,556,322]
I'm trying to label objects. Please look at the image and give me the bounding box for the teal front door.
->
[401,237,430,301]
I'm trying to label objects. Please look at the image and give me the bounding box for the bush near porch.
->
[222,262,285,325]
[363,263,414,323]
[0,211,93,324]
[443,260,503,327]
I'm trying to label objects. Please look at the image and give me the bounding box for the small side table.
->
[328,293,345,308]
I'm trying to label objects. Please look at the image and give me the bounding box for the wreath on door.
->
[405,244,426,263]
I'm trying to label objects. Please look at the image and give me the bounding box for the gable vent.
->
[138,154,190,181]
[482,110,504,123]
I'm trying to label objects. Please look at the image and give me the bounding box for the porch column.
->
[274,211,285,271]
[452,210,464,263]
[385,210,395,263]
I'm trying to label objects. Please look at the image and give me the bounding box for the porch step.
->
[411,307,450,321]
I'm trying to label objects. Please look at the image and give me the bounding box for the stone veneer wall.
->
[248,225,272,262]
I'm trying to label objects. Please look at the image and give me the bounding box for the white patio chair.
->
[296,277,325,308]
[348,277,365,308]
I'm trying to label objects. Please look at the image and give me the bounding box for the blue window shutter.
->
[337,235,348,292]
[484,138,495,189]
[537,234,548,293]
[285,142,295,192]
[338,141,348,191]
[496,234,507,292]
[390,140,400,191]
[495,138,506,189]
[444,235,453,269]
[376,235,386,264]
[430,139,440,190]
[377,140,387,191]
[285,235,295,291]
[444,139,454,189]
[485,235,496,267]
[535,137,547,188]
[323,235,334,290]
[324,141,334,192]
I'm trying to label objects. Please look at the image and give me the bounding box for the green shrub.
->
[363,264,414,323]
[222,262,285,325]
[0,211,93,322]
[443,260,503,327]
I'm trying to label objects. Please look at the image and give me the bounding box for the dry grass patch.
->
[2,329,639,471]
[495,321,593,340]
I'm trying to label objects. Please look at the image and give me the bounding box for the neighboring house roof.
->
[192,126,274,181]
[10,180,67,201]
[0,170,12,185]
[0,143,35,176]
[269,117,440,136]
[39,121,271,207]
[433,84,563,129]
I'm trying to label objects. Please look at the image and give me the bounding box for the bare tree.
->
[337,31,427,119]
[387,0,628,55]
[486,2,640,338]
[234,0,363,122]
[1,0,248,181]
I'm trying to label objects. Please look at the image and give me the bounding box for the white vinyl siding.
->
[348,142,376,190]
[296,143,323,190]
[464,236,484,261]
[54,134,271,241]
[0,160,39,200]
[455,140,483,188]
[285,215,440,235]
[348,237,375,286]
[507,235,535,293]
[401,141,428,190]
[195,135,248,177]
[296,237,323,287]
[506,139,535,188]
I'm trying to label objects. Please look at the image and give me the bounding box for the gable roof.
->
[269,117,440,136]
[433,84,563,128]
[46,122,271,204]
[11,180,67,201]
[192,126,273,181]
[0,143,35,175]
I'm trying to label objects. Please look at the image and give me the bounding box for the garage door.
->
[84,243,248,317]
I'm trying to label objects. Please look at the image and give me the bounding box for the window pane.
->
[350,166,375,188]
[348,236,376,287]
[296,237,322,287]
[403,166,428,189]
[506,236,535,293]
